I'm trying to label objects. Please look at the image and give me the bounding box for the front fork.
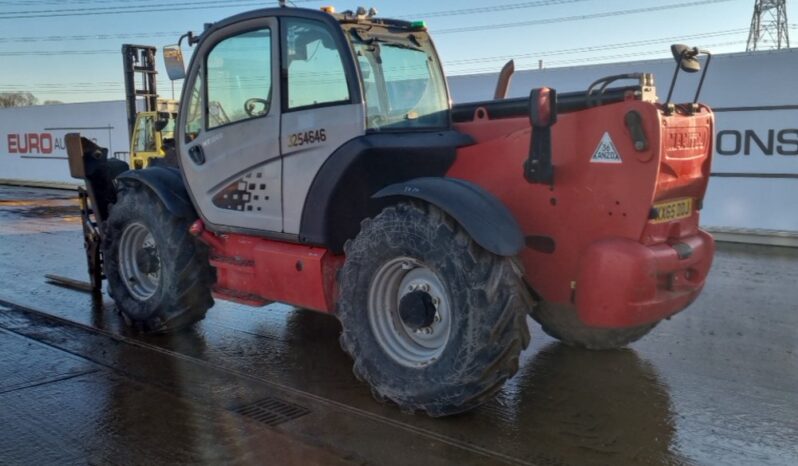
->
[78,187,104,295]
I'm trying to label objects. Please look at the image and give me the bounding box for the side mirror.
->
[163,45,186,80]
[665,44,712,112]
[671,44,701,73]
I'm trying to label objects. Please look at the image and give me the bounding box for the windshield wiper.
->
[351,29,423,52]
[379,41,423,52]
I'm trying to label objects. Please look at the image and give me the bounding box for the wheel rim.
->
[118,222,161,301]
[368,257,452,368]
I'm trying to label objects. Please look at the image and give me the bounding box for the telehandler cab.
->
[65,5,715,416]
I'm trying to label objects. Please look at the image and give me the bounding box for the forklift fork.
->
[46,133,128,296]
[78,187,104,293]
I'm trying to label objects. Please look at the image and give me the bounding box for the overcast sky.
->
[0,0,794,103]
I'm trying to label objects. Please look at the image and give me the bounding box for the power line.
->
[1,81,122,89]
[0,0,174,4]
[0,0,315,19]
[542,40,745,66]
[0,25,766,59]
[446,40,747,75]
[0,0,739,51]
[394,0,588,19]
[0,31,183,44]
[0,0,778,94]
[0,28,767,94]
[0,0,588,27]
[435,0,736,34]
[445,28,751,67]
[0,1,587,42]
[0,0,254,15]
[7,40,746,95]
[0,50,116,56]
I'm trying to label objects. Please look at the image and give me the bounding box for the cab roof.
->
[197,6,420,43]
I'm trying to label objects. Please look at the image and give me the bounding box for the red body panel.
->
[191,220,342,312]
[191,99,715,330]
[449,101,715,328]
[574,231,714,327]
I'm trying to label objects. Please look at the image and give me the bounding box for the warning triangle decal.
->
[590,132,622,164]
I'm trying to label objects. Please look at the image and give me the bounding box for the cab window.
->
[184,70,203,143]
[350,30,449,130]
[134,115,156,152]
[283,18,350,110]
[206,28,272,129]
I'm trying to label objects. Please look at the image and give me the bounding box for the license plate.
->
[652,198,693,223]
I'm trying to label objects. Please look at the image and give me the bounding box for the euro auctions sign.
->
[0,100,128,163]
[7,133,58,154]
[4,131,104,157]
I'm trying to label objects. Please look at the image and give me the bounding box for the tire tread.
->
[337,201,532,416]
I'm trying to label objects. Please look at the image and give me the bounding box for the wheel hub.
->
[368,257,452,368]
[398,290,437,330]
[118,222,161,301]
[135,246,160,275]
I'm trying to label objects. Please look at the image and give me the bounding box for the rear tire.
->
[531,302,656,350]
[103,183,213,333]
[337,202,531,416]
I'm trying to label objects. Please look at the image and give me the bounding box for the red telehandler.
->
[64,6,715,416]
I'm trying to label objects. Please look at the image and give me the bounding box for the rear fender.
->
[373,177,523,257]
[117,167,196,219]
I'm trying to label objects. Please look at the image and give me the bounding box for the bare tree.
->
[0,92,39,108]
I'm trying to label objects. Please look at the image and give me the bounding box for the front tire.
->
[103,183,214,333]
[337,202,531,416]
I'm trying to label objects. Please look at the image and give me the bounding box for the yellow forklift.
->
[122,44,178,169]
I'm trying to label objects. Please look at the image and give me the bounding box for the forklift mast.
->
[122,44,158,141]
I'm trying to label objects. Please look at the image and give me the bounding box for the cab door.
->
[279,17,365,234]
[178,17,283,233]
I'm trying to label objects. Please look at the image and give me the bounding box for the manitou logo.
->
[716,129,798,156]
[7,133,55,154]
[668,128,707,151]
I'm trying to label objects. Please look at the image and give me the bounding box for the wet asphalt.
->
[0,185,796,466]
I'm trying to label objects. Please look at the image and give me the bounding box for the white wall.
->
[0,100,130,185]
[448,48,798,233]
[1,49,795,233]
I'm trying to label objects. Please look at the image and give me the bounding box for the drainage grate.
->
[231,396,310,427]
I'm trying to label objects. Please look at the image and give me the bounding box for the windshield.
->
[161,114,176,140]
[349,29,449,130]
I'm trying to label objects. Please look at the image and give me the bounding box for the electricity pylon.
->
[746,0,790,51]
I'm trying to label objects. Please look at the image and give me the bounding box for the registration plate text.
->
[653,198,693,223]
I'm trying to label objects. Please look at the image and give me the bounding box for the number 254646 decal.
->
[288,129,327,148]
